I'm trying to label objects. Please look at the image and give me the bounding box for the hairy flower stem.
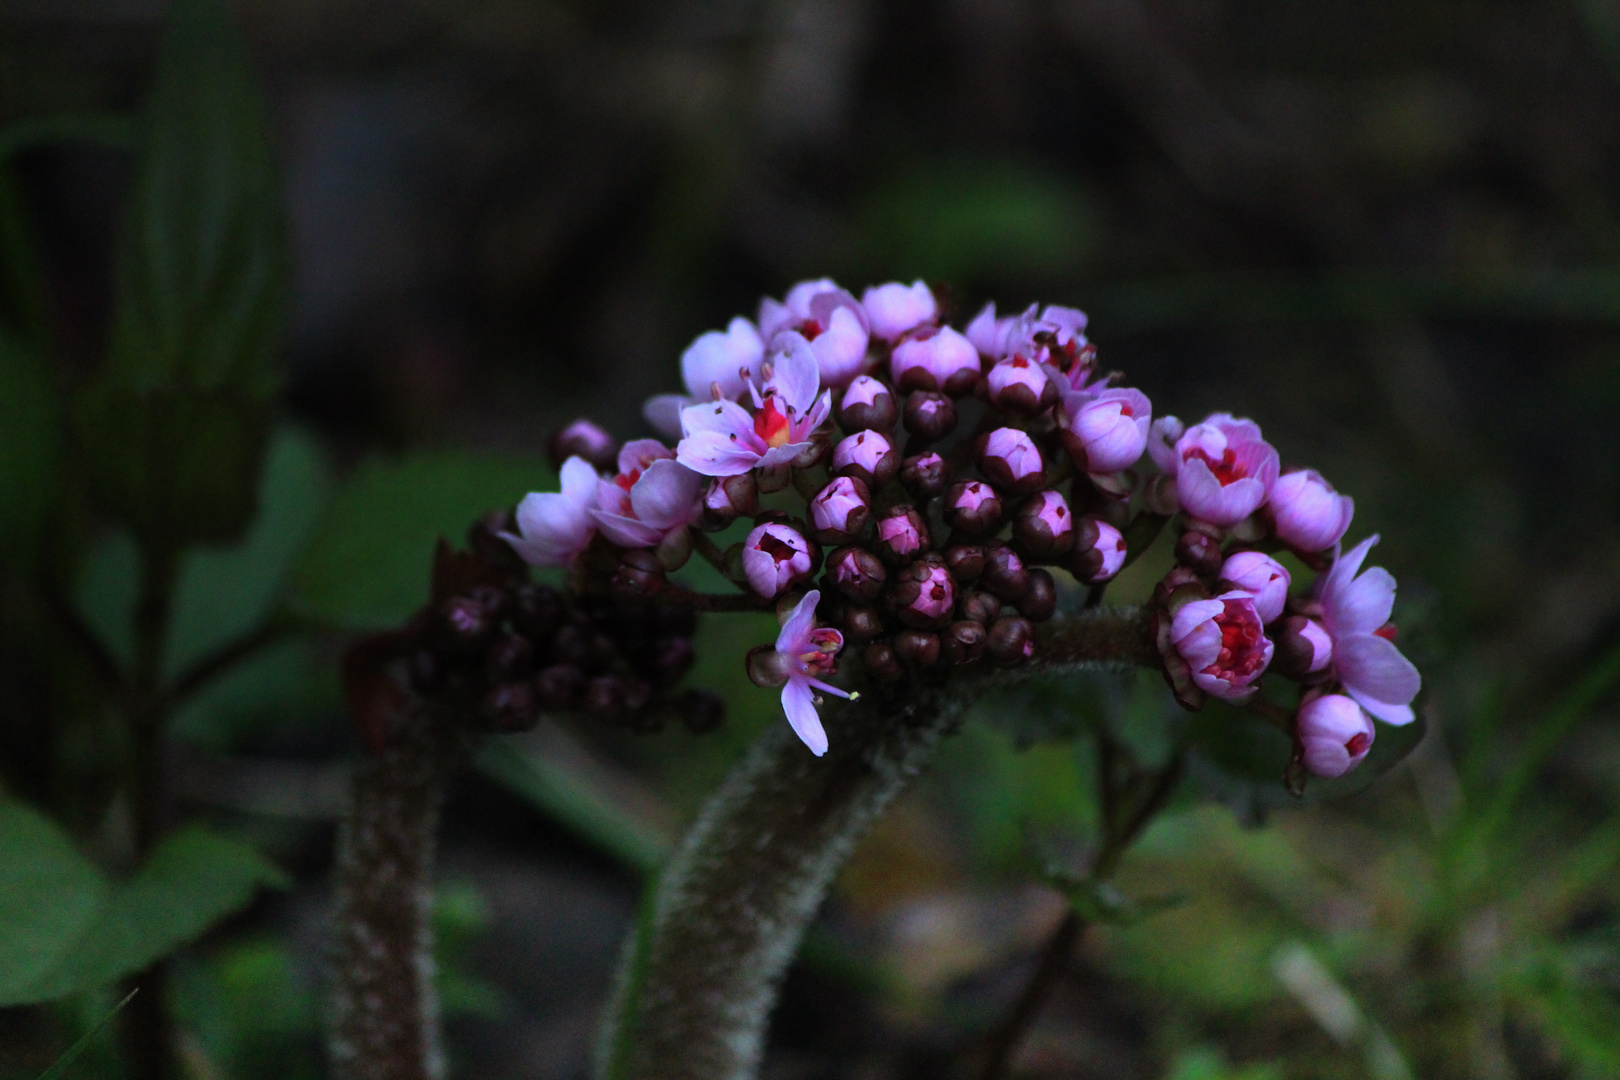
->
[329,698,463,1080]
[597,608,1153,1080]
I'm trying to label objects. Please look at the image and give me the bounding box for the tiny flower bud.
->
[612,549,667,601]
[809,476,872,544]
[656,526,693,570]
[986,614,1035,666]
[534,663,585,709]
[838,602,885,642]
[832,429,899,488]
[864,639,903,681]
[1174,529,1224,577]
[889,554,956,629]
[1297,694,1375,778]
[961,589,1002,625]
[549,418,617,471]
[1271,615,1333,680]
[836,375,898,431]
[902,391,958,441]
[985,354,1058,416]
[942,620,987,665]
[977,428,1045,494]
[875,505,930,565]
[900,451,950,499]
[482,681,541,733]
[485,634,536,682]
[550,622,599,669]
[982,544,1030,601]
[894,628,942,668]
[746,643,793,687]
[676,688,727,734]
[441,589,501,647]
[742,522,814,598]
[1012,490,1076,559]
[943,543,985,581]
[510,583,566,641]
[826,545,888,602]
[944,480,1002,535]
[1218,550,1290,624]
[701,474,759,530]
[1066,518,1127,584]
[891,326,982,396]
[1017,568,1057,622]
[647,635,696,686]
[1268,468,1354,553]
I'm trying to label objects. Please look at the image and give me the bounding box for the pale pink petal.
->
[781,678,829,756]
[1148,416,1184,474]
[767,332,822,414]
[618,438,673,476]
[1336,635,1421,723]
[758,442,811,469]
[1324,534,1380,601]
[776,589,822,652]
[642,394,689,440]
[630,459,704,529]
[1329,566,1397,637]
[559,456,600,501]
[676,431,763,477]
[680,399,754,438]
[681,317,763,400]
[590,509,663,549]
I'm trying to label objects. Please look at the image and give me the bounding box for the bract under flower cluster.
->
[504,278,1420,770]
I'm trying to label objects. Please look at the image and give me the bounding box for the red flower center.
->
[1344,733,1371,756]
[1187,446,1245,486]
[614,468,642,492]
[754,396,792,448]
[1374,623,1398,641]
[1202,600,1268,682]
[801,318,823,341]
[756,531,800,564]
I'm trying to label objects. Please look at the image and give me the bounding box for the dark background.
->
[5,1,1620,1078]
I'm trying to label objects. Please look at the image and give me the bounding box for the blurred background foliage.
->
[3,0,1620,1078]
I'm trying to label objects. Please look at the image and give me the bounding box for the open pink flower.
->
[755,590,853,756]
[742,522,814,598]
[1170,591,1275,701]
[759,278,871,389]
[589,439,705,548]
[643,317,765,438]
[676,334,833,477]
[1149,413,1280,528]
[502,456,600,567]
[1297,693,1376,778]
[1316,535,1421,725]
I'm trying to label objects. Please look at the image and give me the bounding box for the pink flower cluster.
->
[505,277,1420,770]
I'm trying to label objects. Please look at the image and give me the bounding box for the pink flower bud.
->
[903,391,957,440]
[1070,518,1127,584]
[900,451,949,497]
[1297,694,1375,778]
[944,479,1002,534]
[831,429,898,488]
[1268,468,1354,552]
[890,326,981,396]
[985,355,1057,416]
[875,504,930,564]
[742,522,814,598]
[1219,551,1290,624]
[977,427,1045,494]
[890,555,956,628]
[827,545,886,601]
[809,476,871,542]
[861,280,938,342]
[1061,388,1151,473]
[1012,490,1075,559]
[1169,591,1275,701]
[965,301,1018,360]
[549,418,618,471]
[836,375,897,431]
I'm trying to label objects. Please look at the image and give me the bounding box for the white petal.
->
[781,679,829,756]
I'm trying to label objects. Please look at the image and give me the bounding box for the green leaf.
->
[291,451,556,631]
[106,0,285,397]
[0,331,63,563]
[165,427,331,677]
[0,805,286,1006]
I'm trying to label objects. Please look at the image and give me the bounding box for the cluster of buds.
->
[506,278,1419,774]
[388,517,724,738]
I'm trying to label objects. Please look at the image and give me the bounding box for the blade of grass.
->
[36,988,138,1080]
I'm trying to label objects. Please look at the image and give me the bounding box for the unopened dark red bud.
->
[441,592,497,646]
[482,681,541,732]
[468,513,526,574]
[1151,566,1207,610]
[676,688,727,734]
[826,545,887,602]
[549,418,618,472]
[982,544,1030,602]
[894,628,942,668]
[407,649,445,696]
[839,602,885,642]
[1017,569,1057,621]
[584,676,630,720]
[864,639,903,681]
[961,589,1002,625]
[613,550,666,601]
[944,543,985,581]
[900,452,950,499]
[875,505,931,565]
[903,391,957,442]
[648,635,695,686]
[942,620,987,665]
[551,623,597,668]
[1013,491,1076,560]
[944,480,1002,535]
[1175,529,1224,577]
[986,615,1035,666]
[486,634,536,681]
[836,375,898,432]
[510,583,566,642]
[534,663,584,709]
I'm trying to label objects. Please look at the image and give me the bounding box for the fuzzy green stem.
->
[595,607,1154,1080]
